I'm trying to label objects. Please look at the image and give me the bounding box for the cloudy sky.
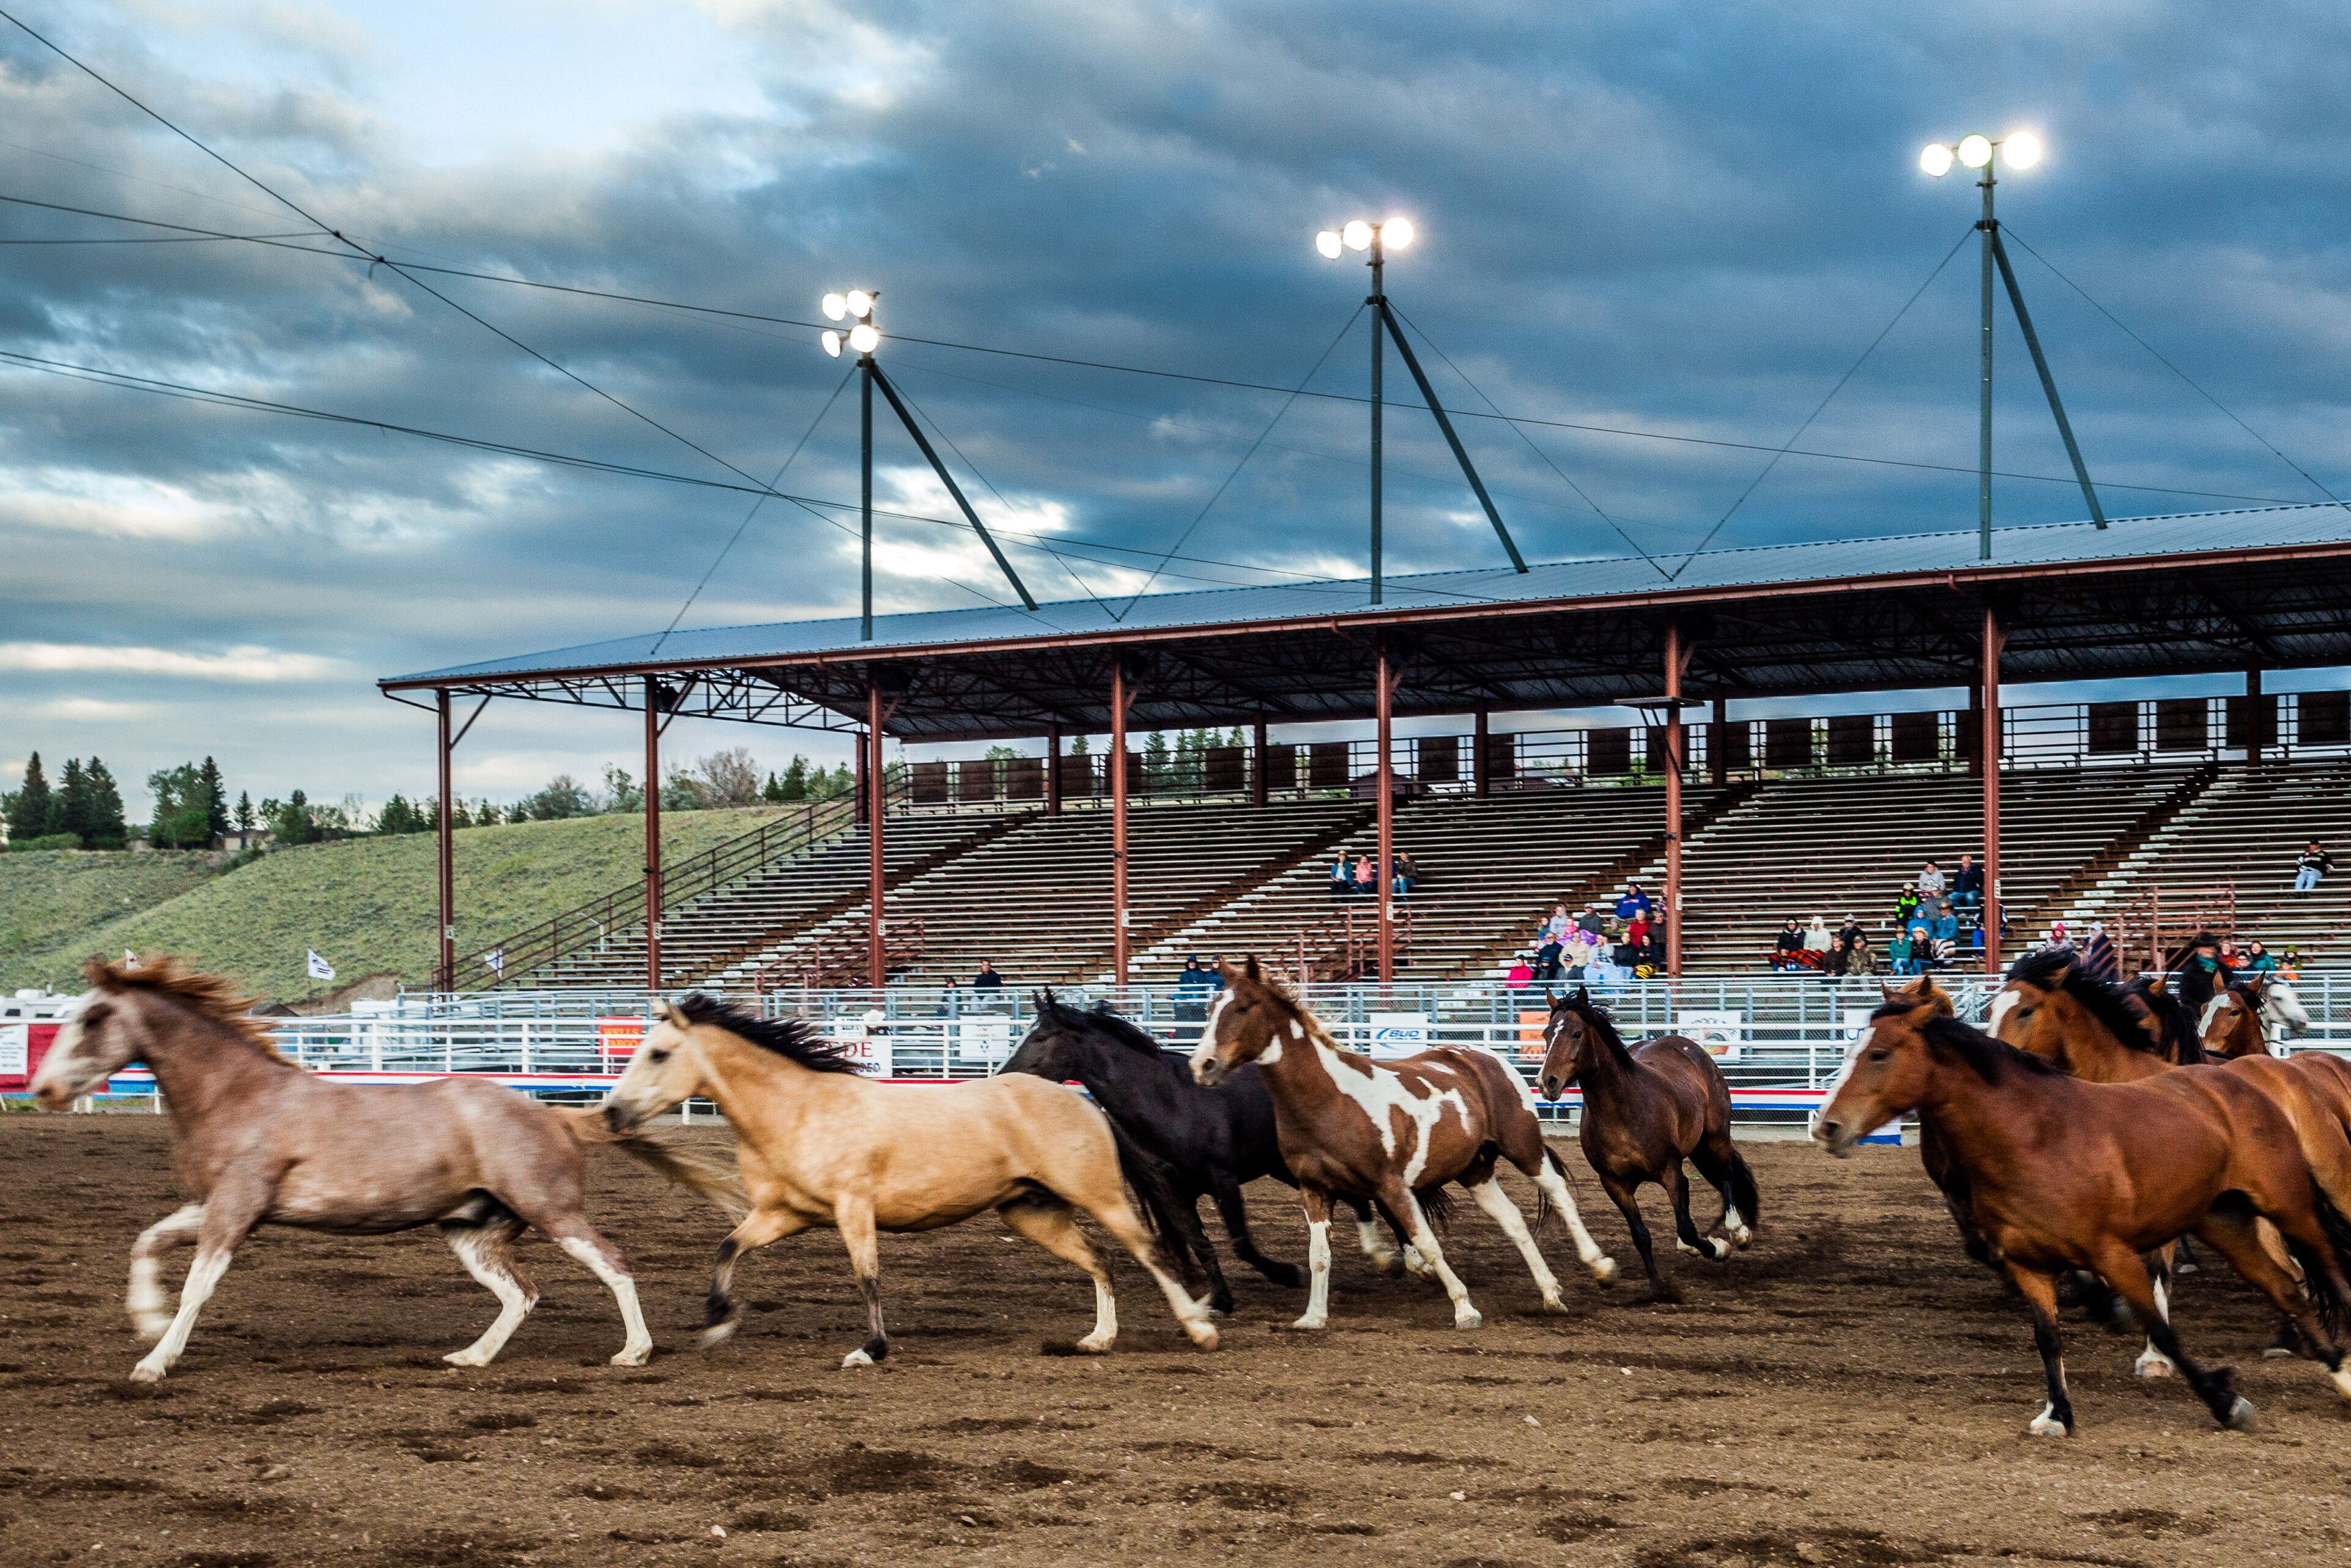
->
[4,1,2349,818]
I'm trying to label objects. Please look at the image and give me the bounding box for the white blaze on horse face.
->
[1189,989,1235,1078]
[2198,994,2230,1037]
[1811,1026,1873,1139]
[1987,988,2022,1038]
[29,991,98,1102]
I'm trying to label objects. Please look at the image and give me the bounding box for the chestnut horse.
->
[1190,958,1616,1331]
[31,958,742,1381]
[2200,978,2309,1060]
[604,994,1218,1366]
[1536,988,1757,1300]
[1816,997,2351,1435]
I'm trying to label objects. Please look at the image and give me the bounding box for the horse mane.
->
[1078,999,1178,1059]
[1560,991,1637,1070]
[2005,946,2075,991]
[673,993,862,1074]
[2127,977,2205,1064]
[2054,967,2169,1058]
[86,956,287,1061]
[1917,1013,2064,1084]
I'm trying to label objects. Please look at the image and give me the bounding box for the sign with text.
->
[1364,1012,1431,1060]
[1675,1010,1744,1061]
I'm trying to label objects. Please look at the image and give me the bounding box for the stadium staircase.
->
[2056,756,2351,965]
[712,799,1371,991]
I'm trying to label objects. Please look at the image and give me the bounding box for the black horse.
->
[1002,993,1399,1315]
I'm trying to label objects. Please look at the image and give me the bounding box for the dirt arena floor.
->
[3,1116,2349,1568]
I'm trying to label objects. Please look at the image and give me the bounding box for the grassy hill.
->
[0,808,785,1004]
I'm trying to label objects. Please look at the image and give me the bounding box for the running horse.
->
[602,994,1218,1365]
[1190,958,1617,1331]
[2201,976,2312,1060]
[1816,997,2351,1435]
[29,958,744,1381]
[1535,987,1758,1300]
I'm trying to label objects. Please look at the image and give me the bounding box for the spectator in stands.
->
[1540,904,1570,946]
[1803,915,1832,953]
[1625,910,1654,963]
[1772,919,1806,971]
[1392,851,1418,896]
[2294,841,2334,892]
[2242,939,2279,974]
[1887,925,1915,975]
[1505,952,1536,999]
[2175,931,2224,1013]
[1894,881,1921,929]
[1174,956,1213,1023]
[1833,930,1873,978]
[2044,921,2074,953]
[2079,922,2119,982]
[1352,854,1377,895]
[1561,925,1596,979]
[972,960,1004,991]
[1330,851,1354,898]
[933,976,960,1017]
[1616,882,1653,922]
[1533,929,1564,982]
[1836,914,1865,952]
[2281,946,2305,980]
[1917,860,1947,903]
[1950,854,1984,913]
[1909,921,1939,971]
[1176,956,1213,992]
[1206,954,1229,989]
[1576,904,1604,936]
[1927,900,1959,952]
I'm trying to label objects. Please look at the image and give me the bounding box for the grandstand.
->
[388,504,2351,991]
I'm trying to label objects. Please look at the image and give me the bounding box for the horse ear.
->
[2145,975,2169,996]
[1878,979,1897,1002]
[1033,988,1056,1015]
[1545,988,1561,1008]
[648,997,678,1024]
[1242,955,1262,983]
[1570,984,1590,1007]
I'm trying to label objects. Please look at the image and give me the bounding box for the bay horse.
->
[1816,997,2351,1435]
[1535,988,1757,1300]
[1001,995,1410,1315]
[1189,958,1616,1331]
[29,958,742,1381]
[2201,977,2310,1059]
[602,994,1218,1366]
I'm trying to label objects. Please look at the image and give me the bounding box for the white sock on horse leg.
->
[1535,1161,1616,1281]
[560,1235,651,1366]
[1468,1180,1563,1306]
[131,1245,232,1382]
[1297,1219,1332,1329]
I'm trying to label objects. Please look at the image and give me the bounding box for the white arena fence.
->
[59,973,2351,1128]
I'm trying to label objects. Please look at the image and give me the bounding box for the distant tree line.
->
[2,752,129,849]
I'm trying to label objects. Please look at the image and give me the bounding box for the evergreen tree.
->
[55,757,91,846]
[235,790,255,832]
[148,763,210,848]
[84,760,127,848]
[1070,734,1090,755]
[782,756,810,800]
[199,757,230,839]
[1143,731,1170,790]
[8,752,52,841]
[270,789,316,846]
[377,794,418,835]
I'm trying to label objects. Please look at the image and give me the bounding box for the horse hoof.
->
[1730,1227,1754,1249]
[2133,1351,2176,1379]
[1590,1257,1618,1285]
[698,1322,738,1350]
[443,1349,492,1369]
[1290,1314,1328,1331]
[610,1345,652,1368]
[2223,1396,2257,1432]
[1540,1293,1569,1315]
[1676,1239,1703,1257]
[1185,1323,1220,1352]
[2329,1366,2351,1401]
[2262,1346,2299,1360]
[2026,1413,2071,1437]
[1454,1308,1484,1331]
[127,1361,166,1385]
[841,1348,875,1369]
[1710,1238,1732,1260]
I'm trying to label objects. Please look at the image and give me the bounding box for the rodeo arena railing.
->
[55,974,2351,1128]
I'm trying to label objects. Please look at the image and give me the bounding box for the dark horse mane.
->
[2125,977,2207,1065]
[88,955,288,1062]
[1912,1011,2067,1084]
[1558,989,1638,1071]
[2004,945,2075,993]
[2051,966,2177,1060]
[674,993,864,1074]
[1039,992,1174,1060]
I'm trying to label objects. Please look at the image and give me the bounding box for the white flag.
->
[306,950,336,982]
[485,947,506,977]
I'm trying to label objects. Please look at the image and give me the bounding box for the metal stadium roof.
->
[383,503,2351,742]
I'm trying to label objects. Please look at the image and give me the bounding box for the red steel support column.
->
[1046,724,1063,815]
[1375,643,1395,986]
[867,681,887,990]
[1982,605,2004,975]
[854,724,868,826]
[643,679,664,992]
[1664,622,1686,980]
[1251,717,1269,808]
[1472,704,1490,797]
[435,690,454,992]
[1110,659,1130,986]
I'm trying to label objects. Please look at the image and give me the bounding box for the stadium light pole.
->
[1313,216,1527,605]
[1919,130,2105,560]
[823,290,1037,640]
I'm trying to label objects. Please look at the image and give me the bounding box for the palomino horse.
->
[1002,995,1408,1315]
[1189,958,1616,1331]
[1816,997,2351,1435]
[30,958,741,1381]
[1536,988,1757,1300]
[603,994,1218,1365]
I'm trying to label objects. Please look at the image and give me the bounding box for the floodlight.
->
[1957,134,1993,169]
[822,292,848,321]
[1316,229,1343,259]
[2002,131,2042,170]
[821,329,843,358]
[846,289,875,319]
[1919,142,1954,177]
[1380,216,1415,250]
[848,322,880,354]
[1342,219,1374,251]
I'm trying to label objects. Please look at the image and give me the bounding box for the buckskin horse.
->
[1535,987,1757,1300]
[1189,958,1616,1331]
[1815,996,2351,1435]
[30,957,744,1381]
[602,994,1218,1365]
[1002,994,1412,1315]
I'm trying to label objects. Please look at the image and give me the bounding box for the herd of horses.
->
[24,950,2351,1441]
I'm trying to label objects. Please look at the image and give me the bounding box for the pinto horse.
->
[1002,996,1406,1315]
[1816,998,2351,1435]
[1536,988,1757,1300]
[2200,978,2311,1060]
[31,958,743,1381]
[604,994,1218,1365]
[1189,958,1616,1331]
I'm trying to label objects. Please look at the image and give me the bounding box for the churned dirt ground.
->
[2,1115,2348,1568]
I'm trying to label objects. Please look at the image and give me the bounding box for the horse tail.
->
[2286,1185,2351,1342]
[557,1107,748,1218]
[1534,1144,1571,1232]
[1103,1119,1204,1287]
[1414,1183,1454,1232]
[1726,1147,1761,1232]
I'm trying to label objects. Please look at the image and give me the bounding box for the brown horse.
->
[2202,982,2275,1060]
[1190,958,1616,1331]
[29,958,742,1381]
[1816,997,2351,1435]
[1536,988,1757,1300]
[603,994,1217,1365]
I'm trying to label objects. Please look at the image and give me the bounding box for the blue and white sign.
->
[1364,1012,1431,1060]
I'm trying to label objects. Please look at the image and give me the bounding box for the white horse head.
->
[2261,977,2312,1041]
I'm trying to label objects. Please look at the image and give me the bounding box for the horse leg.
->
[1664,1162,1729,1262]
[1169,1177,1237,1316]
[1211,1171,1301,1291]
[439,1209,536,1368]
[1689,1135,1756,1249]
[130,1182,266,1383]
[1042,1188,1220,1351]
[1464,1177,1566,1314]
[2092,1242,2253,1432]
[834,1196,889,1369]
[701,1207,809,1348]
[2204,1199,2351,1403]
[2002,1264,2076,1438]
[1525,1146,1616,1284]
[2130,1246,2178,1378]
[1381,1178,1482,1330]
[126,1204,204,1342]
[538,1219,651,1367]
[1601,1174,1668,1301]
[1294,1188,1337,1328]
[1345,1193,1401,1275]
